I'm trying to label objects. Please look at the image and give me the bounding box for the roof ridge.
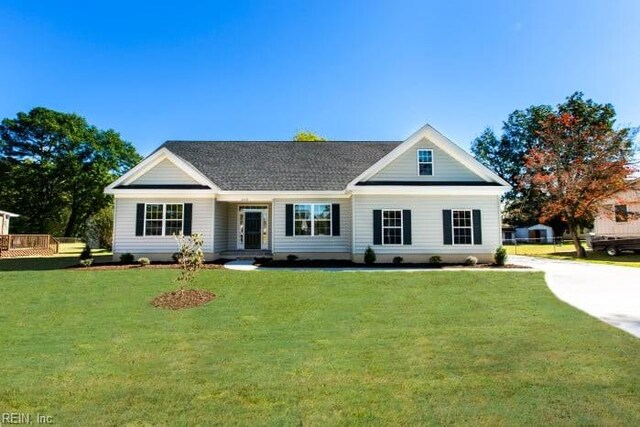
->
[163,140,402,144]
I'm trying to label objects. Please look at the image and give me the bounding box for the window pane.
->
[419,163,433,176]
[383,227,402,245]
[295,219,311,235]
[146,204,163,220]
[418,150,432,162]
[146,220,163,236]
[383,210,402,227]
[165,220,182,236]
[615,205,628,222]
[166,204,183,220]
[314,220,331,236]
[295,205,311,220]
[314,204,331,220]
[454,228,472,245]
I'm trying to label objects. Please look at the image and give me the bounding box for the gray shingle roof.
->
[160,141,400,191]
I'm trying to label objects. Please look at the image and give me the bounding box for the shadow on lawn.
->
[0,253,113,271]
[548,250,640,265]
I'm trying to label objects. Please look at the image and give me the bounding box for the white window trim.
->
[417,148,434,176]
[143,203,184,237]
[381,209,403,246]
[293,203,333,237]
[451,209,474,246]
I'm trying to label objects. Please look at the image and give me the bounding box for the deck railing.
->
[0,234,59,255]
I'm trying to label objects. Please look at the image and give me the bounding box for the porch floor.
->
[220,250,272,260]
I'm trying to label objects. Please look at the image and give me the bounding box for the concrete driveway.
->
[511,255,640,338]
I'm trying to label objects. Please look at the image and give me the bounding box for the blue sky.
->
[1,1,639,155]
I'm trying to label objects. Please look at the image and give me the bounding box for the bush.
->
[464,256,478,266]
[174,233,205,289]
[138,257,151,267]
[120,253,135,264]
[494,246,508,266]
[364,246,376,265]
[79,258,93,268]
[286,254,298,263]
[79,244,92,261]
[172,252,181,263]
[392,256,403,265]
[85,205,113,250]
[429,255,442,265]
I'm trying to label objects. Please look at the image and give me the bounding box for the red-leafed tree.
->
[520,95,637,257]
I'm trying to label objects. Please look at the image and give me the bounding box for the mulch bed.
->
[150,289,215,310]
[68,260,229,271]
[255,259,530,269]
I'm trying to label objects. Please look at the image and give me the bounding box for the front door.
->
[244,212,262,249]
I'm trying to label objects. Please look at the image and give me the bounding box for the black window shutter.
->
[442,210,452,245]
[402,209,412,245]
[332,204,340,236]
[285,204,294,236]
[136,204,145,236]
[373,210,382,245]
[183,203,193,235]
[473,209,482,245]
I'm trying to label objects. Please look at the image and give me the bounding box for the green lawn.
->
[505,243,640,267]
[1,268,639,425]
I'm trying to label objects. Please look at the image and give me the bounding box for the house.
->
[105,124,511,263]
[501,224,515,243]
[0,210,19,234]
[593,178,640,237]
[514,224,554,244]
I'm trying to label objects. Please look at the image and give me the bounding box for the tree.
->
[293,131,326,142]
[0,107,141,236]
[520,101,636,257]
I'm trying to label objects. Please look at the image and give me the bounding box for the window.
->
[294,204,332,236]
[382,209,403,245]
[417,149,433,176]
[452,210,473,244]
[614,204,628,222]
[144,203,183,236]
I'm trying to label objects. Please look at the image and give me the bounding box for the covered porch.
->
[214,202,273,257]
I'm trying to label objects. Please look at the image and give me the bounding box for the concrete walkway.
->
[223,260,259,271]
[511,255,640,338]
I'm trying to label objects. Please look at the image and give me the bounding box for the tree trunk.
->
[64,201,79,237]
[567,219,587,258]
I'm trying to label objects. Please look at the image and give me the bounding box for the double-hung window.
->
[382,209,403,245]
[417,149,434,176]
[614,204,628,222]
[144,203,184,236]
[452,209,473,244]
[294,204,331,236]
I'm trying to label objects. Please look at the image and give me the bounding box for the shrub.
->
[464,256,478,266]
[79,258,93,268]
[286,254,298,263]
[174,233,205,289]
[364,246,376,265]
[494,246,508,266]
[79,244,92,261]
[84,205,113,250]
[138,257,151,267]
[392,256,403,265]
[120,253,135,264]
[172,252,181,263]
[429,255,442,265]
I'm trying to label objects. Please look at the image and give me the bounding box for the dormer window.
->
[417,149,433,176]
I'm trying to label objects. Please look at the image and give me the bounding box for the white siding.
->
[594,187,640,236]
[352,194,501,256]
[369,137,484,182]
[273,198,351,254]
[131,159,200,185]
[113,197,214,256]
[214,201,229,252]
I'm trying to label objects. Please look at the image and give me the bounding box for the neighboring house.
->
[502,225,515,243]
[0,210,19,234]
[105,124,510,263]
[515,224,555,244]
[593,178,640,237]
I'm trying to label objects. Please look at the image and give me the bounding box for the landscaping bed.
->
[150,288,215,309]
[66,259,230,270]
[254,258,528,269]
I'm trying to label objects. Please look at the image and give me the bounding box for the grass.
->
[0,268,639,425]
[505,242,640,268]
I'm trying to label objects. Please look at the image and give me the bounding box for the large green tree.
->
[0,107,141,236]
[471,92,630,232]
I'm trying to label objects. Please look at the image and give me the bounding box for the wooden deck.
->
[0,234,60,258]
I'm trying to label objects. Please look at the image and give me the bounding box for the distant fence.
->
[502,236,566,245]
[53,237,84,244]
